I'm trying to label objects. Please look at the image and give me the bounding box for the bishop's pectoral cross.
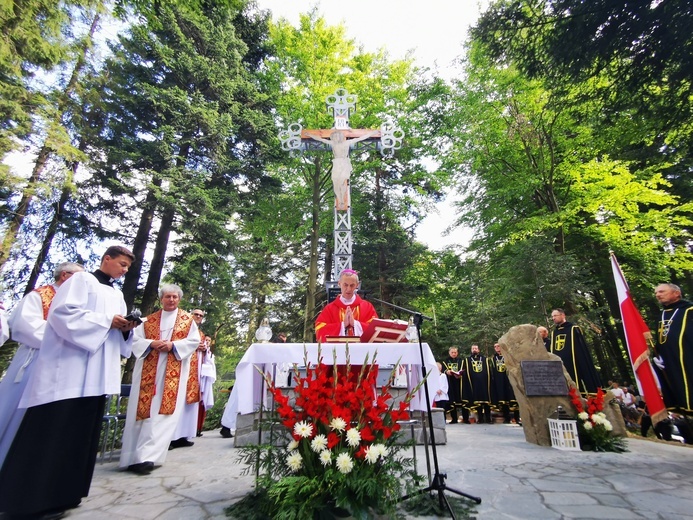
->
[279,88,403,282]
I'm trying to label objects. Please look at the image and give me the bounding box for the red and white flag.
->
[610,253,667,424]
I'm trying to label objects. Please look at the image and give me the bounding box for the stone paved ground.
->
[30,423,693,519]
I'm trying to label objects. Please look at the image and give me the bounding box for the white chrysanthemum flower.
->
[287,439,299,451]
[336,452,354,474]
[604,420,613,431]
[345,428,361,448]
[311,434,328,453]
[365,446,379,464]
[591,414,603,425]
[371,443,388,458]
[330,417,347,432]
[577,412,589,421]
[319,450,332,466]
[286,452,303,472]
[294,420,313,439]
[583,421,593,430]
[597,412,606,419]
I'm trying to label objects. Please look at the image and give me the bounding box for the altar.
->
[235,342,441,414]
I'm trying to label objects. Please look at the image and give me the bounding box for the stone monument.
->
[499,324,626,446]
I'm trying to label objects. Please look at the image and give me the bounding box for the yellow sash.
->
[136,309,193,420]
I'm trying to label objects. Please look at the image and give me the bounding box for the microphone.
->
[125,308,143,324]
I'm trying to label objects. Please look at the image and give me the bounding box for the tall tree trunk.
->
[374,166,390,318]
[324,242,333,285]
[24,179,71,294]
[303,161,323,342]
[140,205,176,314]
[139,142,191,313]
[0,13,101,270]
[122,177,162,309]
[0,147,51,266]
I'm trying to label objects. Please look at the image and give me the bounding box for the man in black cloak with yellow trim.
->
[550,308,601,394]
[654,283,693,415]
[461,344,493,423]
[491,343,519,424]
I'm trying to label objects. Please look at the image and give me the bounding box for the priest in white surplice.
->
[0,262,83,468]
[119,284,199,474]
[0,245,136,519]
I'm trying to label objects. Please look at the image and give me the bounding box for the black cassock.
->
[461,354,492,409]
[491,354,516,408]
[550,321,601,394]
[442,356,463,405]
[655,299,693,414]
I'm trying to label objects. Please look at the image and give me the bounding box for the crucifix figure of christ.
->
[279,88,404,281]
[304,129,379,210]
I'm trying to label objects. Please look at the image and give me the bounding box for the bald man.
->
[654,283,693,415]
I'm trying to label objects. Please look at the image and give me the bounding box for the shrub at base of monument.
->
[569,387,628,453]
[227,347,430,519]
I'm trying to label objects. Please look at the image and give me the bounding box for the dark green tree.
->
[88,0,276,313]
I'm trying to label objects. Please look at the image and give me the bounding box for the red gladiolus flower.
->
[360,425,375,442]
[355,445,367,459]
[327,431,340,449]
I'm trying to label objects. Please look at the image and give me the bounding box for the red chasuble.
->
[314,295,378,342]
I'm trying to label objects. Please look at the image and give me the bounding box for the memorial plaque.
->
[521,360,568,396]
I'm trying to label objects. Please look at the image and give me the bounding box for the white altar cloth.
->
[235,342,440,414]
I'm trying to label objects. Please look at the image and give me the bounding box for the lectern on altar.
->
[321,318,410,344]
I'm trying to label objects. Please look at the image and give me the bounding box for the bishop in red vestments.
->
[315,269,378,342]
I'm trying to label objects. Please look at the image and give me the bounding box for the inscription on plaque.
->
[521,360,568,396]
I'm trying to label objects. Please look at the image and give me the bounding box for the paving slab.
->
[3,422,693,519]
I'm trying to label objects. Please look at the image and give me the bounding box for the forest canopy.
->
[1,0,691,387]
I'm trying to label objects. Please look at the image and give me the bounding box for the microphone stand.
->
[365,295,481,518]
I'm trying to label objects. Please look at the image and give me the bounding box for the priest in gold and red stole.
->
[315,269,378,342]
[119,284,200,475]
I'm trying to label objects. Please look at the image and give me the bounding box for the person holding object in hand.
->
[0,245,136,519]
[0,262,84,469]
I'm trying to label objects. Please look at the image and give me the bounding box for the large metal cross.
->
[279,88,404,286]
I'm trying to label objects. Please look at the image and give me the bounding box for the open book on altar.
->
[360,318,409,343]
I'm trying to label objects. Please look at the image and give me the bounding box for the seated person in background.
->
[315,269,378,342]
[610,380,625,402]
[622,388,637,409]
[620,387,642,428]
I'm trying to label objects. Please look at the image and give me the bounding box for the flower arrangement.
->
[231,347,424,519]
[568,387,627,452]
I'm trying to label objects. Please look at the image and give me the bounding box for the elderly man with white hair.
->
[119,284,200,475]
